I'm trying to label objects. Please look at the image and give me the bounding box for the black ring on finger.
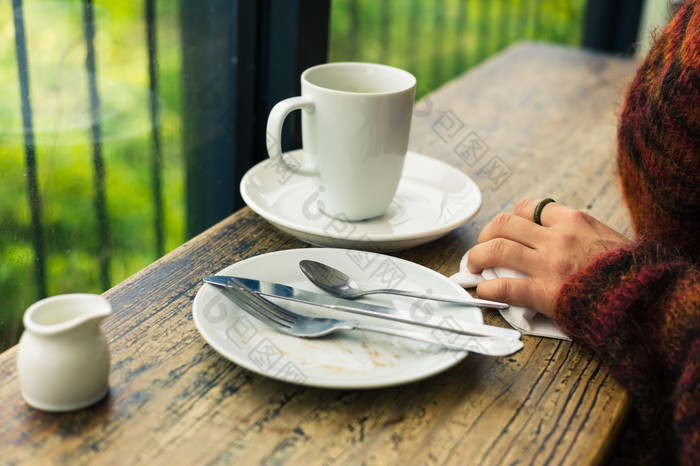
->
[533,198,556,225]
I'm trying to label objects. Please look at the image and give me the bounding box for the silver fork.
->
[211,277,523,357]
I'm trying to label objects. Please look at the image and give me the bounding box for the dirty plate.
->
[192,248,482,389]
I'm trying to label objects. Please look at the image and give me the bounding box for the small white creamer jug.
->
[17,294,111,411]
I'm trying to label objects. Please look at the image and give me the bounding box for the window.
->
[0,0,330,352]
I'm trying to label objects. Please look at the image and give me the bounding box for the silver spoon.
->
[299,260,509,310]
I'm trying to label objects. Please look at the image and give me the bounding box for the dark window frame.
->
[180,0,330,237]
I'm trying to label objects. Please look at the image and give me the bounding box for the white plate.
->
[240,151,481,251]
[192,248,482,389]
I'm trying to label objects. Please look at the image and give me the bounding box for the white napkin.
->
[449,250,571,340]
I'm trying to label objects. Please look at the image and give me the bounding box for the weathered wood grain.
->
[0,43,637,465]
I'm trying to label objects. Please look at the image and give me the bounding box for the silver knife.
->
[203,275,521,341]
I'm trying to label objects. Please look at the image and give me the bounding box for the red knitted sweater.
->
[555,2,700,464]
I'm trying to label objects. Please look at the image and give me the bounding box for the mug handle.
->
[266,96,317,175]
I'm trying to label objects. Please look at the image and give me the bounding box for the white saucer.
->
[240,150,482,251]
[192,248,480,389]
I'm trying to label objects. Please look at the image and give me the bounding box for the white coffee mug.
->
[266,62,416,221]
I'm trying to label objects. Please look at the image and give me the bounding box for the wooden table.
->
[0,43,637,465]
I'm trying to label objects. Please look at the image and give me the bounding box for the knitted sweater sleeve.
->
[554,239,700,464]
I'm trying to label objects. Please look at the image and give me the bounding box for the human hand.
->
[466,198,631,318]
